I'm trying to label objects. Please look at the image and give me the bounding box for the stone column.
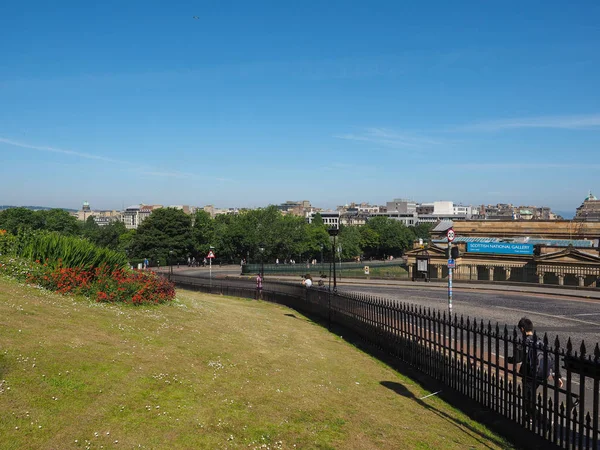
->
[578,276,585,287]
[408,264,413,279]
[538,272,544,284]
[558,274,564,286]
[469,265,473,280]
[489,266,495,281]
[505,268,512,281]
[437,266,442,279]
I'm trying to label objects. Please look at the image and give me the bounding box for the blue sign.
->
[467,242,534,255]
[447,259,455,268]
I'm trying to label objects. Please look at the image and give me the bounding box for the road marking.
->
[495,306,600,326]
[573,313,600,316]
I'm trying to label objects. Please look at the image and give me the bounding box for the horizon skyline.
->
[2,2,599,212]
[0,193,585,218]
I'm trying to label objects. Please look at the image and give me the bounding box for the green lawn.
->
[0,277,512,449]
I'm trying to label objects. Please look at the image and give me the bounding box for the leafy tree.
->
[130,208,192,264]
[81,216,100,241]
[192,210,215,257]
[361,216,413,258]
[274,214,309,262]
[94,220,128,250]
[338,225,362,260]
[0,207,44,234]
[306,215,330,261]
[359,226,380,258]
[38,209,80,235]
[412,222,433,241]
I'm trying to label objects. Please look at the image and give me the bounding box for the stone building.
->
[407,219,600,288]
[575,191,600,221]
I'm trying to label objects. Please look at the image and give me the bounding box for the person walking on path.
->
[507,317,564,424]
[255,273,263,300]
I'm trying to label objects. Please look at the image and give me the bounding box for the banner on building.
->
[467,242,534,255]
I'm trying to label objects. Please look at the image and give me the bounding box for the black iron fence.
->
[242,261,409,278]
[169,274,600,449]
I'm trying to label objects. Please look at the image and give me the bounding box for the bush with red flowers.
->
[23,262,175,304]
[0,229,175,304]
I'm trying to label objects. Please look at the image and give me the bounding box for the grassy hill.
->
[0,278,512,449]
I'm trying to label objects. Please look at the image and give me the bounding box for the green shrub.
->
[14,231,127,270]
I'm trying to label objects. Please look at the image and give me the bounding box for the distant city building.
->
[307,211,340,229]
[386,198,417,214]
[203,204,240,218]
[473,203,560,221]
[575,191,600,221]
[277,200,312,216]
[169,205,196,215]
[371,211,419,226]
[453,204,473,216]
[122,204,162,229]
[75,201,120,226]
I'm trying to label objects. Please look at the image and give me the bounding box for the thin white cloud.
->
[334,127,443,148]
[453,163,600,169]
[455,114,600,132]
[139,170,193,179]
[0,137,128,164]
[0,136,196,179]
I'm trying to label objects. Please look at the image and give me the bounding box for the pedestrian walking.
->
[255,273,263,300]
[507,317,564,424]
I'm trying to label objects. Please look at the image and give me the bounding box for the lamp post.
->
[169,250,173,281]
[320,244,324,265]
[338,245,342,281]
[259,243,265,280]
[327,227,339,331]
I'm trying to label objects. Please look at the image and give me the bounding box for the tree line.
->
[0,206,432,266]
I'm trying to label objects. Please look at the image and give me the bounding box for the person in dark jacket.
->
[507,317,563,423]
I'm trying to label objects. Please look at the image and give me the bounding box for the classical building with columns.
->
[406,220,600,288]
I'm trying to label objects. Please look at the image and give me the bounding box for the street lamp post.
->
[259,243,265,280]
[338,245,342,281]
[320,244,324,265]
[169,250,174,281]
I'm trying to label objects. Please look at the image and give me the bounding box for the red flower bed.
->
[27,263,175,304]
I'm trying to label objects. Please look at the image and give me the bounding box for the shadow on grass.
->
[284,313,299,319]
[381,381,507,450]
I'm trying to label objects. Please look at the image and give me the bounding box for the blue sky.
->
[1,1,599,214]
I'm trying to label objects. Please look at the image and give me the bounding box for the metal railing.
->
[168,274,600,449]
[241,261,409,277]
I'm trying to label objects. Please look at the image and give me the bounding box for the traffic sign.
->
[447,259,455,269]
[207,250,215,259]
[364,266,370,275]
[447,228,455,242]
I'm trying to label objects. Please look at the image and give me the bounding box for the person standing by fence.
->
[255,273,263,300]
[507,317,564,424]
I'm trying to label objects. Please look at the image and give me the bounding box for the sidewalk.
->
[237,274,600,301]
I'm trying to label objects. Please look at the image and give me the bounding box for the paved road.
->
[340,284,600,351]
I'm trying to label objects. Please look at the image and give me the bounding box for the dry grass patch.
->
[0,277,512,449]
